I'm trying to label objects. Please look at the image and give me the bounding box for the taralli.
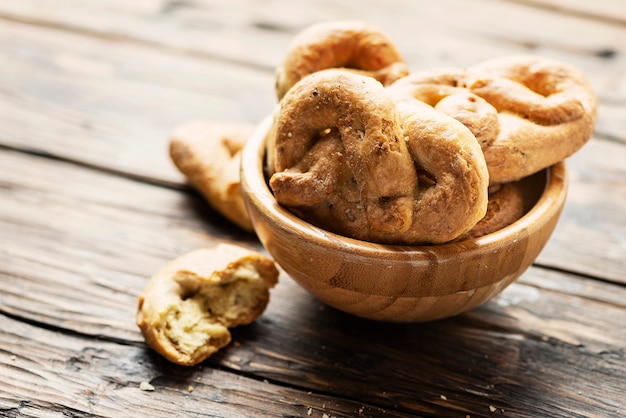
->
[387,68,499,150]
[136,244,279,366]
[270,69,417,236]
[461,182,525,240]
[275,21,409,100]
[388,55,597,184]
[170,121,254,231]
[394,100,490,243]
[268,70,489,244]
[469,55,597,183]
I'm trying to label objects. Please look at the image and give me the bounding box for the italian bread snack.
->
[136,244,279,366]
[170,121,255,231]
[461,182,525,240]
[268,69,489,245]
[388,55,598,184]
[275,20,409,100]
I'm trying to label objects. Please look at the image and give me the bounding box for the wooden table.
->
[1,1,625,417]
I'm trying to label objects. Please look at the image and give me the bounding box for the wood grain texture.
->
[0,316,400,418]
[0,19,275,185]
[1,147,625,416]
[1,269,624,417]
[537,137,626,284]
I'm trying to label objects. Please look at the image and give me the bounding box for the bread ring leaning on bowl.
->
[240,115,568,322]
[169,121,255,231]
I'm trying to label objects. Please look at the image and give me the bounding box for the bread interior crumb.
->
[161,262,268,357]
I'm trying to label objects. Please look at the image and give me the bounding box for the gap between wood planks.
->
[0,142,188,191]
[532,261,626,295]
[0,305,390,413]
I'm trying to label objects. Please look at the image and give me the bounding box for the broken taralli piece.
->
[136,244,279,366]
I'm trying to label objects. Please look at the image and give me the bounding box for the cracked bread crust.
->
[136,244,278,366]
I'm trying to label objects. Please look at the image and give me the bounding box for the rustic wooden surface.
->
[1,0,625,417]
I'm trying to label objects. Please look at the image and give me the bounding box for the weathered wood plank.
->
[1,0,625,60]
[1,148,625,416]
[0,0,624,153]
[0,315,397,418]
[0,19,276,185]
[0,147,260,343]
[222,269,626,417]
[2,265,624,417]
[537,137,626,284]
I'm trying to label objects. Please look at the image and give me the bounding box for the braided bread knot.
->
[388,55,597,184]
[268,70,489,245]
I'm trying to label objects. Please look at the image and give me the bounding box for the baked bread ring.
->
[461,182,525,240]
[268,70,489,244]
[275,21,409,100]
[136,244,278,366]
[387,68,499,150]
[169,121,254,231]
[270,69,417,235]
[388,55,597,184]
[468,55,597,183]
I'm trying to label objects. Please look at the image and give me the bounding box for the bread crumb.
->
[187,386,194,393]
[307,408,312,416]
[140,381,155,391]
[10,355,16,361]
[440,395,447,400]
[322,414,329,418]
[489,405,497,412]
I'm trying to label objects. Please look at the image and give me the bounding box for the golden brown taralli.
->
[270,69,417,237]
[469,55,597,184]
[169,121,255,231]
[268,70,489,244]
[136,244,278,366]
[461,182,526,239]
[388,55,597,184]
[275,21,409,100]
[387,71,499,150]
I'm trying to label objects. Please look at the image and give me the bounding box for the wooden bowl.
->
[240,117,568,322]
